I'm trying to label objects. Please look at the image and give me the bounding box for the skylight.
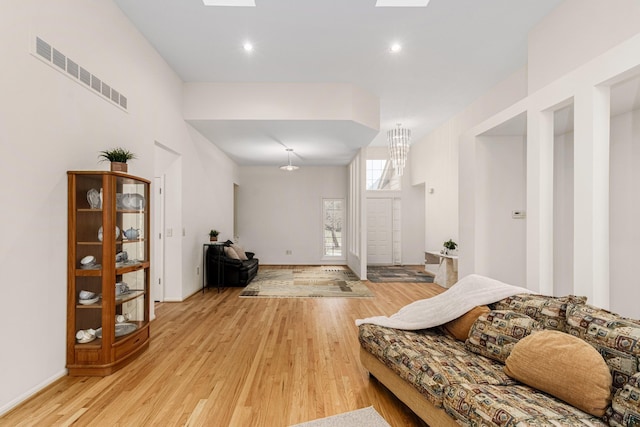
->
[375,0,430,6]
[202,0,255,6]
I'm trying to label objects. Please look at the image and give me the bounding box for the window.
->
[366,159,400,190]
[323,199,344,257]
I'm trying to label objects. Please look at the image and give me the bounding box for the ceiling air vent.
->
[32,36,128,111]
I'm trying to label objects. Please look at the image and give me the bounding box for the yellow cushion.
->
[504,330,612,417]
[442,306,490,341]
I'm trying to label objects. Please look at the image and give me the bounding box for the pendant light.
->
[279,148,299,171]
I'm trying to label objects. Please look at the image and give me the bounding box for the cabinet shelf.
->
[74,337,103,349]
[76,269,102,277]
[74,290,146,309]
[116,261,149,275]
[116,289,145,304]
[67,171,150,376]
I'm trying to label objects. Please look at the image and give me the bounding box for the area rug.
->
[367,265,434,283]
[290,407,390,427]
[239,267,373,298]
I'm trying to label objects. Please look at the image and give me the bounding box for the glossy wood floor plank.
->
[1,266,443,427]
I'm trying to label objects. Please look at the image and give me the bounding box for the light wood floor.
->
[1,266,444,427]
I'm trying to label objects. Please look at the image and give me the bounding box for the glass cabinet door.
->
[72,174,105,346]
[111,176,149,342]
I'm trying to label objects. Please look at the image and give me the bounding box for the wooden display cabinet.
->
[67,171,150,376]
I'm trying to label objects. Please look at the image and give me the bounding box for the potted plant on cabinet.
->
[209,230,219,242]
[98,147,136,173]
[442,239,457,255]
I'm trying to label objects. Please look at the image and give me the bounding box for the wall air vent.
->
[32,36,128,111]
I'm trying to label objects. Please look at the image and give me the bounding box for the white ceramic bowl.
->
[80,255,95,266]
[79,290,97,300]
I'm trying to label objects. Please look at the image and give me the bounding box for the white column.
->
[458,133,476,278]
[573,85,610,308]
[526,109,554,294]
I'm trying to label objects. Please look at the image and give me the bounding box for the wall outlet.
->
[196,266,200,275]
[286,250,292,255]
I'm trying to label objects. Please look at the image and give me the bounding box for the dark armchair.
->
[206,242,259,287]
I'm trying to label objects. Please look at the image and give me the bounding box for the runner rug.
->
[289,406,390,427]
[367,265,434,283]
[239,267,373,298]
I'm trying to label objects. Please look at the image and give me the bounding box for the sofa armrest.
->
[246,252,255,260]
[222,257,243,267]
[606,372,640,426]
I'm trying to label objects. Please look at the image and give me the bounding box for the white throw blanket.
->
[355,274,534,330]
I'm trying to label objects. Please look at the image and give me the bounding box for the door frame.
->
[153,175,165,302]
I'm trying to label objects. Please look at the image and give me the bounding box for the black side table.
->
[203,242,225,293]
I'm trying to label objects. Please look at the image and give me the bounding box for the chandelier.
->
[387,124,411,176]
[279,148,299,171]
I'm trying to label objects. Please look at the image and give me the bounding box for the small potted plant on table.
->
[442,239,457,255]
[209,230,219,242]
[98,147,136,173]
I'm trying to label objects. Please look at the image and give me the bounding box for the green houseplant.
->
[98,147,136,173]
[209,229,219,242]
[443,239,457,255]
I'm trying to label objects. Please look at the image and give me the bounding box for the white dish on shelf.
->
[122,193,145,210]
[80,255,96,266]
[78,296,100,305]
[76,334,96,344]
[98,226,120,242]
[79,290,96,299]
[76,328,97,343]
[87,188,101,209]
[95,323,137,338]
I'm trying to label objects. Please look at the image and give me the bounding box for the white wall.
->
[0,0,237,414]
[411,67,529,253]
[460,4,640,309]
[609,108,640,318]
[237,166,348,264]
[528,0,640,93]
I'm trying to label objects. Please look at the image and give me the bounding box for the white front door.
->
[367,198,393,265]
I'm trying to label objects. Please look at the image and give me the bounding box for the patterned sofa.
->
[359,293,640,426]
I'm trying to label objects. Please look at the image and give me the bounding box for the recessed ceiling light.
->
[202,0,255,6]
[390,43,402,53]
[243,42,254,52]
[375,0,430,6]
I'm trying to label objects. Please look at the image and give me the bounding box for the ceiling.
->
[114,0,563,166]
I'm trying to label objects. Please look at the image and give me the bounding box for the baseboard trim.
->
[0,368,68,417]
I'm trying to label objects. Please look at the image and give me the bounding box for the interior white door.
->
[153,176,165,302]
[367,198,393,265]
